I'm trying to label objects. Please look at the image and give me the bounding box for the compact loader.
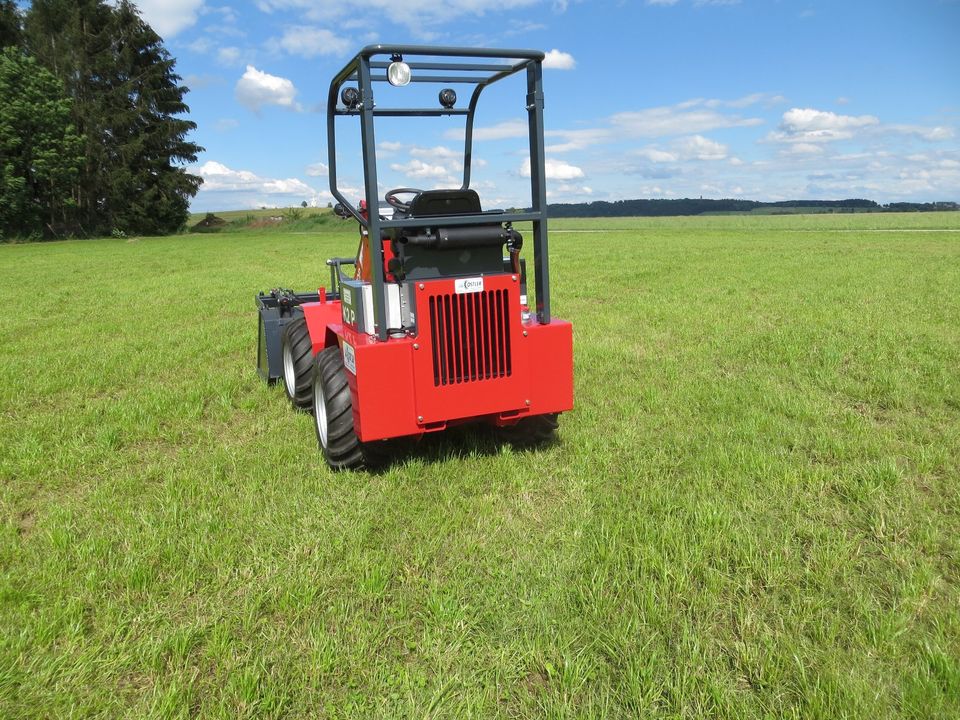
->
[256,45,573,469]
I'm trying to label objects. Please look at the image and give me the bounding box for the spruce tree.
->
[25,0,202,236]
[0,1,20,49]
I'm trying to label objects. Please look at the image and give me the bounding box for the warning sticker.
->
[342,342,356,375]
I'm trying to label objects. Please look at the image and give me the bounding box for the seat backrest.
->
[408,189,481,217]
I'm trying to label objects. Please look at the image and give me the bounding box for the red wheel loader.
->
[256,45,573,469]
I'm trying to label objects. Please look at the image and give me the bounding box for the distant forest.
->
[544,198,960,218]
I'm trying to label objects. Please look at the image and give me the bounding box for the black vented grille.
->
[428,290,512,386]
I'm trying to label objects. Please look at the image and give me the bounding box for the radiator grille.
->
[427,289,512,386]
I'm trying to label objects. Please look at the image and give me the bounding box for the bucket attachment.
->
[255,289,322,383]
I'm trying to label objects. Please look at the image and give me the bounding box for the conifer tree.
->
[25,0,202,236]
[0,1,20,49]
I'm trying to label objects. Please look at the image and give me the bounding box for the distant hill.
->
[543,198,959,218]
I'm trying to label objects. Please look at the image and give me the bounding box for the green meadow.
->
[1,212,958,718]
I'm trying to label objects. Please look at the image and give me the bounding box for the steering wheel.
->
[384,187,424,213]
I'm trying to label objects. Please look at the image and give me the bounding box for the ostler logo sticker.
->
[454,277,484,294]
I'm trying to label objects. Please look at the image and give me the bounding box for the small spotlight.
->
[438,88,457,108]
[387,54,411,87]
[340,86,360,109]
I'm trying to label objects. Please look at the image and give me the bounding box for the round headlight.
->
[340,86,360,109]
[387,61,411,87]
[438,88,457,108]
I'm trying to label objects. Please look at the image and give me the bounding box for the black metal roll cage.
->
[326,44,551,341]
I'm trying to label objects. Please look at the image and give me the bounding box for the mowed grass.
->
[1,212,959,718]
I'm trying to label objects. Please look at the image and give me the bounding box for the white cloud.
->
[547,97,765,153]
[195,161,316,196]
[133,0,204,38]
[548,183,593,198]
[543,49,576,70]
[674,134,728,160]
[546,128,612,153]
[634,148,677,163]
[270,26,351,58]
[390,159,453,180]
[885,124,954,142]
[235,66,303,112]
[306,162,329,177]
[520,157,584,180]
[377,141,404,157]
[410,145,463,161]
[769,107,879,143]
[787,143,826,155]
[611,103,763,138]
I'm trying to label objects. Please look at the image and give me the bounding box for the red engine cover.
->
[320,274,572,442]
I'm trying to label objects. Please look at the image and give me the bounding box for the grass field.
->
[2,212,959,718]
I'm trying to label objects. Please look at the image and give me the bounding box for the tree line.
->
[544,198,958,218]
[0,0,201,240]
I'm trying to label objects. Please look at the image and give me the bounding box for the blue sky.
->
[131,0,960,212]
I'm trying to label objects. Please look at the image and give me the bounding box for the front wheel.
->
[281,316,313,410]
[312,346,389,470]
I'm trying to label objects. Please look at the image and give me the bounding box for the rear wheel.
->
[312,346,389,470]
[281,316,313,410]
[498,413,560,447]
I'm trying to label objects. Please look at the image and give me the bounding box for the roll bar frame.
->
[326,45,551,340]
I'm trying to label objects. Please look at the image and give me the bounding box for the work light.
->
[387,55,411,87]
[439,88,457,108]
[340,86,360,109]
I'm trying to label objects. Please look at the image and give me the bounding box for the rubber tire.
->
[281,316,314,410]
[312,346,389,470]
[498,413,560,447]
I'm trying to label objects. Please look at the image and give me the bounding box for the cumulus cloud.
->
[520,157,584,180]
[543,49,575,70]
[672,135,728,160]
[770,107,879,143]
[235,66,302,112]
[133,0,204,38]
[270,26,351,58]
[195,161,316,200]
[306,162,329,177]
[410,145,464,161]
[390,159,454,181]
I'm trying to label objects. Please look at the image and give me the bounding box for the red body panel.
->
[302,299,342,353]
[304,274,573,443]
